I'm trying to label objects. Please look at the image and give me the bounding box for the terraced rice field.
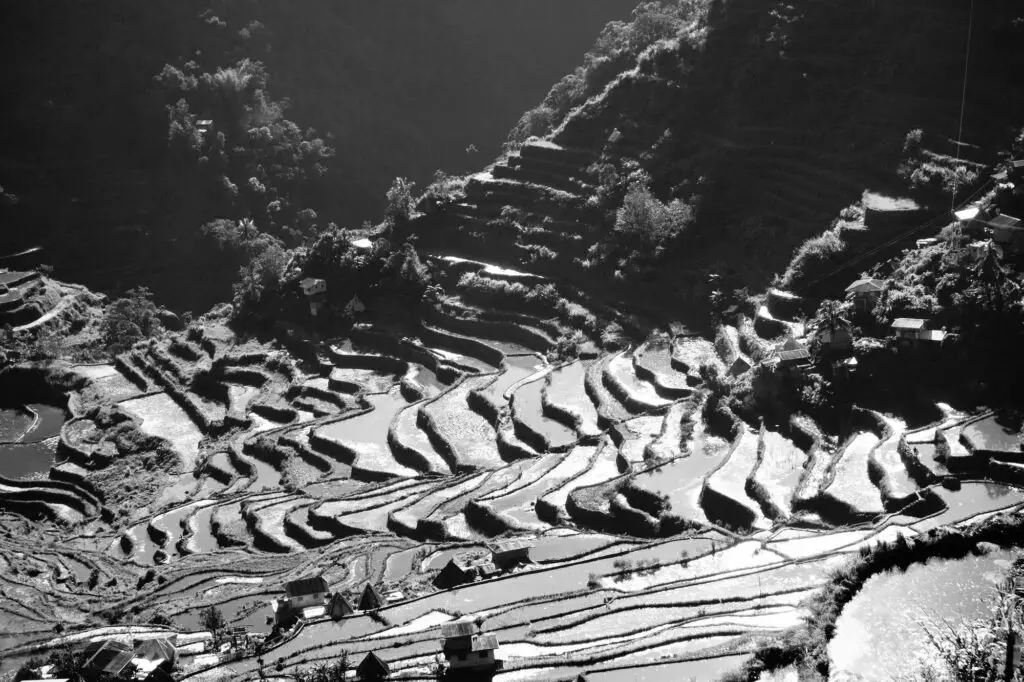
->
[121,393,204,468]
[6,239,1024,681]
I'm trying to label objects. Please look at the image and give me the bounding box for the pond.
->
[0,403,66,479]
[828,548,1016,680]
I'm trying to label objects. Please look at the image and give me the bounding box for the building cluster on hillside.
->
[433,538,535,589]
[22,635,189,682]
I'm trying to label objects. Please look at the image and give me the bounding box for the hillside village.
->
[4,1,1024,681]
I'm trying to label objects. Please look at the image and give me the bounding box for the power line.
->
[951,0,976,211]
[793,177,995,295]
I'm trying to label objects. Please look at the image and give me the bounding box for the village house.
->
[299,277,328,316]
[986,213,1024,253]
[358,583,383,611]
[285,575,330,609]
[441,621,502,674]
[79,639,136,681]
[845,278,884,313]
[433,554,497,590]
[776,347,812,375]
[327,592,355,621]
[355,652,390,681]
[489,538,534,569]
[891,318,945,345]
[131,637,177,681]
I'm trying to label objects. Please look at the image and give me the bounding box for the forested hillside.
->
[0,0,636,309]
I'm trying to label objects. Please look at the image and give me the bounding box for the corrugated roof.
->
[441,620,478,638]
[845,278,885,293]
[777,349,810,362]
[490,538,534,554]
[285,576,328,597]
[988,214,1022,229]
[892,318,927,330]
[955,206,981,221]
[471,634,500,652]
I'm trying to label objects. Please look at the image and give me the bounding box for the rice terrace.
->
[3,0,1024,681]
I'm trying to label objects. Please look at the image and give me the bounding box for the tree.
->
[100,287,162,354]
[199,606,226,636]
[232,241,289,315]
[384,176,417,223]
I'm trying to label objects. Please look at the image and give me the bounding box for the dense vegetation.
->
[0,0,637,310]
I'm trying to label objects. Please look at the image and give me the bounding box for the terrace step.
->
[585,356,634,427]
[309,478,442,537]
[671,337,720,384]
[510,372,579,453]
[388,472,487,538]
[616,415,667,467]
[283,503,336,548]
[632,342,692,398]
[474,446,599,532]
[747,427,808,522]
[471,355,547,425]
[496,413,543,461]
[603,352,674,413]
[245,495,308,553]
[701,426,768,531]
[542,361,602,438]
[309,388,419,482]
[388,403,452,475]
[867,418,936,514]
[419,321,505,369]
[428,460,533,537]
[643,401,694,463]
[814,425,886,524]
[420,374,507,471]
[537,437,623,524]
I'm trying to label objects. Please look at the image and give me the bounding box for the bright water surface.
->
[828,548,1015,680]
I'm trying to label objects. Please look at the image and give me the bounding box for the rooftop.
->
[955,205,981,221]
[777,348,811,362]
[285,575,329,597]
[988,214,1022,229]
[845,278,884,293]
[441,620,479,639]
[471,634,500,652]
[891,318,927,330]
[490,538,535,554]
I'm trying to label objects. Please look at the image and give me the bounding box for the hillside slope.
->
[407,0,1024,317]
[0,0,637,309]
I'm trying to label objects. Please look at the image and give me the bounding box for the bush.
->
[779,229,847,290]
[101,287,162,355]
[385,176,417,223]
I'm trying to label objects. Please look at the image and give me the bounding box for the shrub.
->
[385,176,417,223]
[779,228,847,290]
[101,287,162,355]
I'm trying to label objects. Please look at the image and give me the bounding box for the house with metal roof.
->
[284,575,330,609]
[80,639,136,680]
[358,583,383,611]
[328,592,354,621]
[441,620,502,674]
[489,538,534,568]
[355,652,390,681]
[845,278,884,312]
[891,318,944,345]
[776,347,812,374]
